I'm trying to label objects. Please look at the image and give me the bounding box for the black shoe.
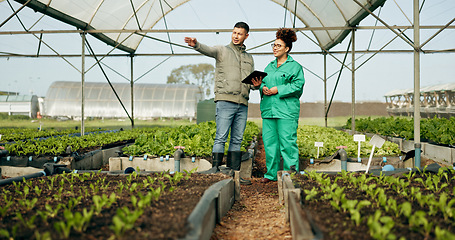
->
[240,177,252,185]
[219,166,234,177]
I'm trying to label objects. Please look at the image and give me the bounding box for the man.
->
[184,22,256,185]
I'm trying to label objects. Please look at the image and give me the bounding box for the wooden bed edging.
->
[279,171,323,240]
[184,178,235,240]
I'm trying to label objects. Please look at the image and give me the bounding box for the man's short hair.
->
[234,22,249,33]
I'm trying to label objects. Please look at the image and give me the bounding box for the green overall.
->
[260,55,305,181]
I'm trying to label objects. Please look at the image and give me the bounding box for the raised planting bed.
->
[0,121,260,178]
[345,116,455,166]
[0,170,234,239]
[279,166,455,240]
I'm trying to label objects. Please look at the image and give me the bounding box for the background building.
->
[44,81,203,120]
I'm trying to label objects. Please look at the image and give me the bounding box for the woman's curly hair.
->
[276,28,297,52]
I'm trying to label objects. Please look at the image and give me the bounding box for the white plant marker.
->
[314,142,323,159]
[365,135,386,173]
[353,134,365,159]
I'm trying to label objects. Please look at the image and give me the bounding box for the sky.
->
[1,0,454,104]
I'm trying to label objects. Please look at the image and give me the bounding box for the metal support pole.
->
[81,32,86,136]
[351,29,356,134]
[413,0,421,168]
[130,54,135,128]
[324,53,327,127]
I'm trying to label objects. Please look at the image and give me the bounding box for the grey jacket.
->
[194,41,255,106]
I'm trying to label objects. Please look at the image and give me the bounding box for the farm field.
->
[1,115,452,239]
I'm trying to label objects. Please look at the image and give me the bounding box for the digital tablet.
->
[242,70,267,85]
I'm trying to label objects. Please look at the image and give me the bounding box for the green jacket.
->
[260,55,305,119]
[194,41,254,106]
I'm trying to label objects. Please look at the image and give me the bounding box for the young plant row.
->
[3,128,149,157]
[0,169,204,239]
[0,127,105,143]
[122,121,260,157]
[345,116,455,145]
[297,125,400,159]
[297,168,455,240]
[2,121,259,158]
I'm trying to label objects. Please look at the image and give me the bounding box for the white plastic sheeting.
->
[44,81,203,119]
[14,0,385,52]
[384,83,455,96]
[270,0,386,49]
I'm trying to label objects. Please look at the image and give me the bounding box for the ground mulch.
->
[211,134,292,240]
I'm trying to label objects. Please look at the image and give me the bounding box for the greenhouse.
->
[384,82,455,118]
[44,81,203,119]
[0,94,39,118]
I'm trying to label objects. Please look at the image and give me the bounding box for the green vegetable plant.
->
[92,193,116,215]
[109,207,143,237]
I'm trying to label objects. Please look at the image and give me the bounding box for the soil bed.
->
[0,172,229,239]
[293,169,455,240]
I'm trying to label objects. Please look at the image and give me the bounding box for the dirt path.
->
[210,136,292,240]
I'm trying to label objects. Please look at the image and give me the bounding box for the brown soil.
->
[0,173,229,239]
[293,171,455,240]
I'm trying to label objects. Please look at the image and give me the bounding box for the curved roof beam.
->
[332,0,348,22]
[88,0,104,26]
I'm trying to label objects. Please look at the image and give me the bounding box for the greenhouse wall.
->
[44,81,204,119]
[0,95,39,118]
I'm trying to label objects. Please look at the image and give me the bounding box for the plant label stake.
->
[314,142,323,159]
[353,134,365,159]
[365,135,385,173]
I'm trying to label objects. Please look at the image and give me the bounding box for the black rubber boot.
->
[219,151,234,177]
[201,152,223,174]
[212,152,224,170]
[229,151,252,185]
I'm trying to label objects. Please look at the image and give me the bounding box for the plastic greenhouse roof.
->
[384,83,455,97]
[14,0,386,52]
[0,95,35,102]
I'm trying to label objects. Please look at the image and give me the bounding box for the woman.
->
[253,28,305,183]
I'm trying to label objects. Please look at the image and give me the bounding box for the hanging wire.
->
[135,56,171,82]
[392,0,412,25]
[36,32,42,57]
[6,0,28,31]
[293,0,298,28]
[419,0,426,13]
[129,0,142,30]
[326,38,352,117]
[27,14,45,31]
[235,0,249,23]
[100,61,130,82]
[367,6,381,50]
[84,38,133,122]
[283,0,289,27]
[159,0,174,54]
[188,2,209,28]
